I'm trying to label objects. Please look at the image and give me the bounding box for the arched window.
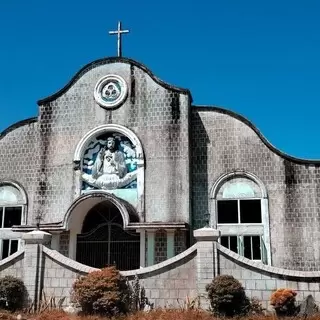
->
[0,183,26,260]
[211,173,271,264]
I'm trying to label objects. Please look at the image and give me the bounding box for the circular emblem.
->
[94,75,128,109]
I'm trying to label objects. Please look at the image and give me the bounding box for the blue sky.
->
[0,0,320,159]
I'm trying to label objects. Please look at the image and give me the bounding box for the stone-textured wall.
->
[42,246,97,305]
[4,235,320,311]
[218,243,320,311]
[37,60,191,225]
[43,254,85,305]
[175,230,187,255]
[191,107,320,271]
[0,120,39,224]
[0,58,190,227]
[152,230,187,265]
[155,230,167,264]
[59,232,69,257]
[0,251,24,278]
[122,246,197,308]
[42,243,197,309]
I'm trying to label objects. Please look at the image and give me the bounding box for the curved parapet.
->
[37,57,192,105]
[194,105,320,164]
[0,117,38,141]
[0,250,24,269]
[42,244,197,308]
[43,243,197,277]
[43,246,98,274]
[217,243,320,280]
[0,250,24,279]
[121,244,197,278]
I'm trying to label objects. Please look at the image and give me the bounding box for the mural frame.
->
[73,124,145,218]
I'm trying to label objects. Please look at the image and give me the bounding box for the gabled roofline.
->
[37,57,193,105]
[193,105,320,165]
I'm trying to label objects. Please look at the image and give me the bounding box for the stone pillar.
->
[166,229,175,259]
[22,230,52,311]
[50,231,61,251]
[136,229,146,268]
[146,229,156,266]
[193,227,220,308]
[68,230,77,260]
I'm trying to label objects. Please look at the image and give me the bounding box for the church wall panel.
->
[0,122,40,225]
[34,62,190,226]
[191,107,320,271]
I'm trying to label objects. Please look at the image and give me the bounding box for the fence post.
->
[22,230,52,310]
[193,227,220,309]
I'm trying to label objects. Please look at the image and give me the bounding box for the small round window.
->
[94,75,128,109]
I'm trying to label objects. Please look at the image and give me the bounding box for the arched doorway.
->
[76,200,140,270]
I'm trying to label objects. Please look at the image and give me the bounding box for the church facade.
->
[0,56,320,273]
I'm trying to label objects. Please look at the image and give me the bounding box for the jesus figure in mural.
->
[82,136,137,190]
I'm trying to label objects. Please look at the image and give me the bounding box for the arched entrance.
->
[74,200,140,270]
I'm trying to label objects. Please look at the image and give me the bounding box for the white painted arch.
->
[210,171,268,200]
[73,124,145,216]
[209,170,272,265]
[74,124,144,162]
[63,190,139,260]
[0,180,28,225]
[63,190,139,231]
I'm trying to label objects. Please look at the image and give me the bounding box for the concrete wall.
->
[1,229,320,312]
[36,59,191,225]
[0,120,39,225]
[0,250,24,278]
[44,242,197,308]
[218,243,320,311]
[191,107,320,271]
[0,58,191,230]
[42,246,97,305]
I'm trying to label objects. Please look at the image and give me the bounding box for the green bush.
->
[0,276,26,311]
[72,266,130,315]
[206,275,250,317]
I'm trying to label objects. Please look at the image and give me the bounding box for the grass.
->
[2,309,320,320]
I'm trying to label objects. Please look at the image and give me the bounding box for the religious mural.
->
[81,132,138,205]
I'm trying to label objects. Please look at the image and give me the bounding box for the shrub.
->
[128,274,152,312]
[72,266,130,315]
[247,297,265,315]
[0,276,26,311]
[206,275,250,317]
[270,288,297,316]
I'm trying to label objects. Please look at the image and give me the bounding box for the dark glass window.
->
[240,200,262,223]
[252,236,261,260]
[10,240,18,255]
[220,236,238,253]
[2,240,9,259]
[3,207,22,228]
[1,239,19,260]
[217,200,238,223]
[229,236,238,253]
[243,236,261,260]
[220,236,228,248]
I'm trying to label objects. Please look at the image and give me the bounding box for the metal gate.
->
[76,222,140,270]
